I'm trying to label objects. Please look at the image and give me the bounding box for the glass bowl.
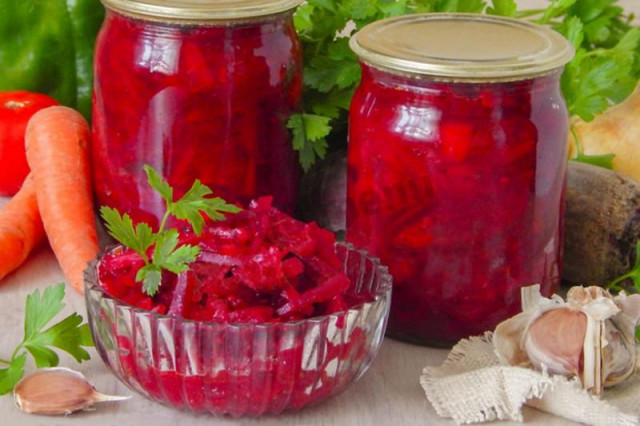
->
[84,242,392,417]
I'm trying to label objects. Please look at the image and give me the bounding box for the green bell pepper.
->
[0,0,105,120]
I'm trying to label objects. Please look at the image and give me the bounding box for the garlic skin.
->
[14,368,129,415]
[493,285,640,396]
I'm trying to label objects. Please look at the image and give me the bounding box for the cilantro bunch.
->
[100,166,241,297]
[0,283,93,395]
[289,0,640,170]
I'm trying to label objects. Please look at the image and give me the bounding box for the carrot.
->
[0,174,45,282]
[25,106,99,294]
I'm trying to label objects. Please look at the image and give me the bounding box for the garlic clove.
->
[493,311,531,367]
[493,285,640,396]
[601,320,635,387]
[524,308,587,377]
[14,368,130,415]
[604,293,640,387]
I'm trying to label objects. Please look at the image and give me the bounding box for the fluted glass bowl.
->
[84,242,392,417]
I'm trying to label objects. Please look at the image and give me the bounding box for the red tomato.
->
[0,91,59,196]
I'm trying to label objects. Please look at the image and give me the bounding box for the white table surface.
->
[1,1,638,425]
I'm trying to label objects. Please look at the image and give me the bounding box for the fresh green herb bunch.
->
[289,0,640,170]
[0,283,94,395]
[101,166,241,297]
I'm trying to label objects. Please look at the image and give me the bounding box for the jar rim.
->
[350,13,575,82]
[100,0,303,22]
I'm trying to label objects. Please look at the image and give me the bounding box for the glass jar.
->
[347,14,574,346]
[92,0,303,227]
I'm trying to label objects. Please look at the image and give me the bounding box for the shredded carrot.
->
[25,106,99,294]
[0,175,45,282]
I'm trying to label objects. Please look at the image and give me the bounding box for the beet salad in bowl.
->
[84,166,392,417]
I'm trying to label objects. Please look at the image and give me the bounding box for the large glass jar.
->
[347,14,574,346]
[92,0,303,227]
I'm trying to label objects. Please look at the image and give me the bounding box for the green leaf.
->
[21,284,94,368]
[309,0,337,12]
[24,284,65,341]
[557,16,585,48]
[288,113,332,171]
[487,0,517,17]
[26,314,93,365]
[137,264,163,297]
[443,0,486,13]
[305,56,361,93]
[0,285,93,394]
[164,245,201,274]
[152,229,181,267]
[144,165,174,205]
[571,154,615,169]
[169,180,241,235]
[567,0,631,48]
[561,26,640,121]
[633,241,640,293]
[379,0,409,17]
[100,207,155,259]
[608,240,640,291]
[538,0,577,24]
[23,344,59,369]
[343,0,379,20]
[197,197,242,226]
[0,354,26,396]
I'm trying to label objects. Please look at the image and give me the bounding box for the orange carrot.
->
[0,174,45,282]
[25,106,99,294]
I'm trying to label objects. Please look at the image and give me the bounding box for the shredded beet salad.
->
[98,197,368,323]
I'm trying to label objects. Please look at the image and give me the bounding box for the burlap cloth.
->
[421,333,640,425]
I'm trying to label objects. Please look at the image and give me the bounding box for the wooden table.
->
[1,1,638,424]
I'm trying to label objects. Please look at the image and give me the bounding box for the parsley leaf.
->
[145,165,174,203]
[487,0,517,17]
[0,284,93,395]
[561,27,640,121]
[137,264,163,297]
[538,0,577,25]
[25,314,93,367]
[0,355,26,395]
[608,240,640,292]
[169,180,241,235]
[288,113,332,171]
[24,284,65,340]
[102,165,240,296]
[100,207,155,262]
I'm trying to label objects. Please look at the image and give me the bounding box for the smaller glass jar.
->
[347,14,574,346]
[92,0,303,227]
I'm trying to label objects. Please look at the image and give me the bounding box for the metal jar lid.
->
[350,13,575,81]
[101,0,303,22]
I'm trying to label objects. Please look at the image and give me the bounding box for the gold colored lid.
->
[350,13,575,81]
[101,0,303,22]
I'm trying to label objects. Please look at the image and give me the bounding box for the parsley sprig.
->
[0,283,93,395]
[100,166,241,297]
[607,241,640,294]
[290,0,640,170]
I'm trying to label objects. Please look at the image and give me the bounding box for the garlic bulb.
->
[493,285,640,396]
[14,368,129,415]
